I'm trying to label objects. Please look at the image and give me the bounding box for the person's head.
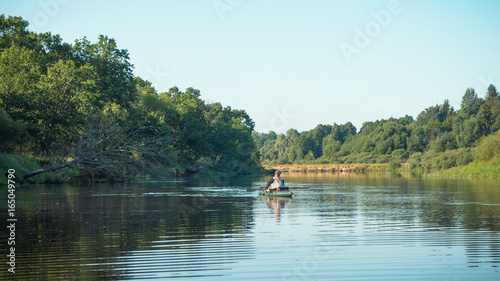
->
[275,170,281,177]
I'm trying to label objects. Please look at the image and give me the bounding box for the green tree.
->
[205,102,256,168]
[407,125,428,153]
[486,84,500,133]
[73,35,136,107]
[330,122,356,144]
[286,128,299,143]
[0,15,38,52]
[275,134,288,160]
[322,135,342,160]
[417,99,454,126]
[35,60,96,154]
[454,114,481,148]
[0,107,25,150]
[460,88,482,116]
[0,45,43,151]
[163,87,209,164]
[293,132,316,160]
[309,124,331,158]
[430,131,457,152]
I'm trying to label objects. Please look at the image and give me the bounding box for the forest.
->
[1,15,499,183]
[254,85,500,174]
[0,15,259,182]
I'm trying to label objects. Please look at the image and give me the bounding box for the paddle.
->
[246,187,308,192]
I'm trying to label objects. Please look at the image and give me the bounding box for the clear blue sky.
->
[2,0,500,133]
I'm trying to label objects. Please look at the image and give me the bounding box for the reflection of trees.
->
[343,175,500,232]
[1,182,255,280]
[285,173,500,232]
[284,173,500,267]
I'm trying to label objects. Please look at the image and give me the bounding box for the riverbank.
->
[430,157,500,179]
[0,154,81,184]
[0,153,267,185]
[263,163,407,173]
[264,161,499,179]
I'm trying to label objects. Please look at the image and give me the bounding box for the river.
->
[1,173,499,280]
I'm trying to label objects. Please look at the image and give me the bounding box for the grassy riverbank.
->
[265,159,499,179]
[430,157,500,178]
[0,153,266,185]
[0,154,81,184]
[263,163,399,173]
[264,131,500,179]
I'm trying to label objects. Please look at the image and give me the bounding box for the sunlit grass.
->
[433,156,500,178]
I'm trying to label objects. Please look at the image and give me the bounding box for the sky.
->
[2,0,500,133]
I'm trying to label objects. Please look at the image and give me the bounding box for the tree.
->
[309,124,331,158]
[322,135,342,160]
[430,131,457,152]
[477,85,499,136]
[486,84,499,103]
[407,126,428,153]
[417,99,454,125]
[286,128,299,143]
[293,132,316,160]
[0,45,44,151]
[275,134,288,160]
[205,102,256,168]
[35,60,96,154]
[73,35,136,108]
[460,88,481,116]
[0,15,38,52]
[0,107,25,150]
[486,84,500,133]
[455,116,481,148]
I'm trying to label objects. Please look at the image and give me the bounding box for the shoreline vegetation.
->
[264,159,499,179]
[0,15,260,184]
[254,87,500,180]
[264,163,403,174]
[1,15,499,184]
[261,130,500,179]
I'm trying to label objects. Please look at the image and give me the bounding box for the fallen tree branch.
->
[22,110,177,180]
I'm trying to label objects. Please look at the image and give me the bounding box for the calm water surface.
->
[1,173,500,280]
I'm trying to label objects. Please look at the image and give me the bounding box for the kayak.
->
[258,188,293,197]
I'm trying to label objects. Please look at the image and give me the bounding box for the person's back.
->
[266,171,285,192]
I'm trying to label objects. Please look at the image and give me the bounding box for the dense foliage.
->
[0,15,259,180]
[255,86,500,171]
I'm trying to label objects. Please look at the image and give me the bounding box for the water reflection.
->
[0,174,499,280]
[260,196,290,222]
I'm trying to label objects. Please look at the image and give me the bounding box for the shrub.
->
[276,157,289,165]
[409,152,423,162]
[389,161,400,170]
[409,159,421,170]
[376,155,390,163]
[474,130,500,161]
[391,149,408,162]
[303,151,315,162]
[457,148,473,166]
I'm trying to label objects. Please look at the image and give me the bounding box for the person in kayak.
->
[265,170,285,192]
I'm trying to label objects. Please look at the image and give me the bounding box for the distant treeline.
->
[254,85,500,171]
[0,15,259,181]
